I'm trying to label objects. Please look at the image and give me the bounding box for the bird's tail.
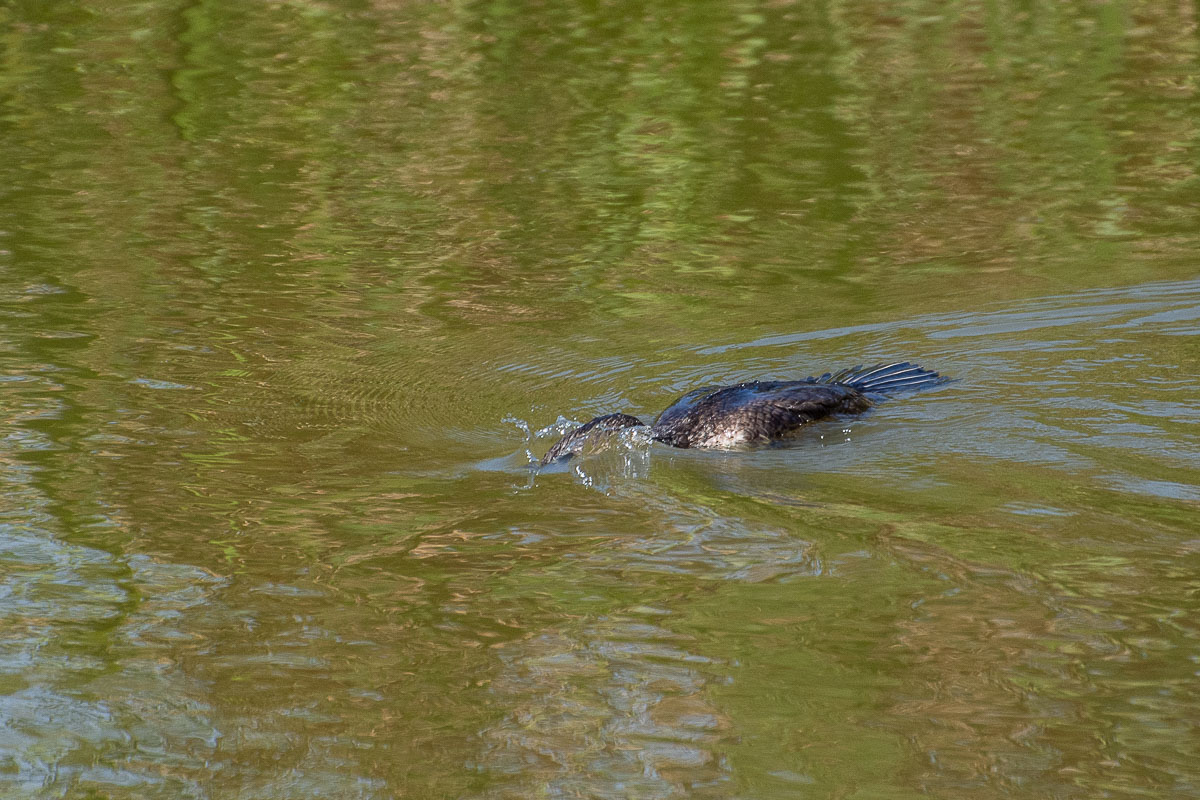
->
[815,362,947,395]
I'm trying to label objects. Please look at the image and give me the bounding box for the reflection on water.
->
[1,0,1199,797]
[476,620,733,799]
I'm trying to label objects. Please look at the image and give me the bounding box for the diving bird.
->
[541,362,946,464]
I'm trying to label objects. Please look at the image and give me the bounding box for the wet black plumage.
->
[540,362,946,465]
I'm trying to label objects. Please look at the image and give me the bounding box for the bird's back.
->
[650,380,870,448]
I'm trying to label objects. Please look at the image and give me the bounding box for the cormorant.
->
[541,362,946,464]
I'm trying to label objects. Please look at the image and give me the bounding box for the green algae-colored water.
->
[2,1,1199,797]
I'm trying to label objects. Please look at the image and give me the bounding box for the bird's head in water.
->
[540,413,646,465]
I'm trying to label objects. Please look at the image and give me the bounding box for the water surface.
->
[1,1,1198,797]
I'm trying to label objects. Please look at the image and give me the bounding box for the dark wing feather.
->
[653,386,724,428]
[725,381,869,423]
